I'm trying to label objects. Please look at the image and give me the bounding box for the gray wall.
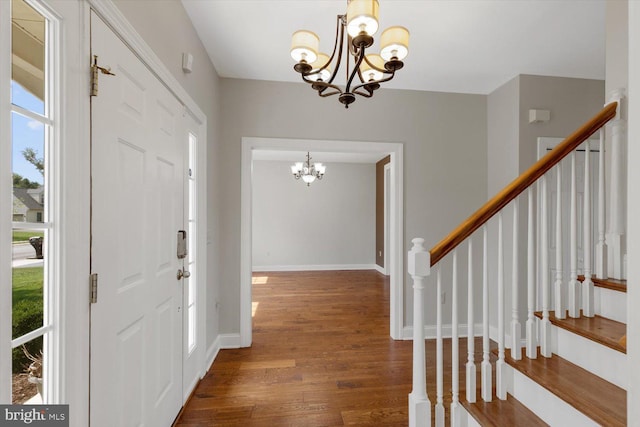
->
[219,79,488,332]
[113,0,223,349]
[518,75,605,172]
[488,76,520,196]
[252,160,375,269]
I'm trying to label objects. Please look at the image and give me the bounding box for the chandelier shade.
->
[291,152,326,186]
[346,0,379,38]
[380,26,410,61]
[290,30,320,63]
[360,54,385,82]
[290,0,409,108]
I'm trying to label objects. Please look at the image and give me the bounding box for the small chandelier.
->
[291,152,326,186]
[290,0,409,108]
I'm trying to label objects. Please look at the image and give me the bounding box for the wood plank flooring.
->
[173,270,543,426]
[174,271,503,426]
[174,270,416,426]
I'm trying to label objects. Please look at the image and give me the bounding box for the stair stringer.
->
[552,323,627,389]
[508,364,600,426]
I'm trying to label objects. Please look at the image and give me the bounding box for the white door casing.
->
[90,12,183,427]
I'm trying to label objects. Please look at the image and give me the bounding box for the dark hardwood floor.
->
[174,270,417,426]
[173,270,550,426]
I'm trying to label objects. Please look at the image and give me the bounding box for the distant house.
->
[13,187,44,223]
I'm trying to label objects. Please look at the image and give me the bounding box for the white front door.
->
[90,11,184,427]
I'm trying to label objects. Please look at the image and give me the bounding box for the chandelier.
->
[290,0,409,108]
[291,152,326,186]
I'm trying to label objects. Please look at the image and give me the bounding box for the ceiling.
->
[181,0,606,164]
[182,0,606,96]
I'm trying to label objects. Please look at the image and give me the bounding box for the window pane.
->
[12,337,44,404]
[12,111,46,223]
[12,228,45,340]
[11,0,45,114]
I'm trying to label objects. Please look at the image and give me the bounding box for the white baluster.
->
[526,187,537,359]
[511,200,522,360]
[451,250,460,425]
[583,140,595,317]
[540,175,552,357]
[497,212,507,400]
[481,226,492,402]
[595,128,608,279]
[568,152,580,318]
[554,162,566,319]
[466,240,476,403]
[606,90,626,280]
[408,238,431,427]
[435,267,444,427]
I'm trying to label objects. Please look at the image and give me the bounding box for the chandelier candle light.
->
[291,152,326,186]
[290,0,409,108]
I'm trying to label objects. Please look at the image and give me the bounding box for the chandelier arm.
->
[345,46,367,93]
[353,89,374,98]
[301,77,343,96]
[352,69,396,93]
[326,15,346,86]
[363,55,388,74]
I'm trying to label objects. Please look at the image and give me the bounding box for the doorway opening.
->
[240,137,404,346]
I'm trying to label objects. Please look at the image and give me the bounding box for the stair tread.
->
[504,348,626,427]
[462,394,549,427]
[535,311,626,353]
[578,275,627,293]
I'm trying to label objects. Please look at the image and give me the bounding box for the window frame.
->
[1,0,62,404]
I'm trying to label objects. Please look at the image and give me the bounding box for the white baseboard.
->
[402,323,484,340]
[219,333,242,349]
[252,264,378,272]
[373,264,387,275]
[203,333,242,378]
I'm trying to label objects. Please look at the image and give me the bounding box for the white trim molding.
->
[252,264,380,272]
[241,137,405,347]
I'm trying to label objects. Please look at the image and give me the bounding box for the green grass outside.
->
[12,230,44,243]
[12,266,43,307]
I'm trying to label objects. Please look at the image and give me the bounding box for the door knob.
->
[177,269,191,280]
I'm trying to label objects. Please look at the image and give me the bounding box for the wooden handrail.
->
[430,101,618,266]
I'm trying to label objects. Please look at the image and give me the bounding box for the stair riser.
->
[509,365,600,427]
[552,325,627,389]
[595,287,626,323]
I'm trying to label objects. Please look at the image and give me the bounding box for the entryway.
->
[89,10,206,426]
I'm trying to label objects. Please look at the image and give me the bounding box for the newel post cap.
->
[408,238,430,277]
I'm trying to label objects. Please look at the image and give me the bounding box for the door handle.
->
[177,269,191,280]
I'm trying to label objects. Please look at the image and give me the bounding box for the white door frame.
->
[384,162,391,276]
[240,137,404,346]
[88,0,208,410]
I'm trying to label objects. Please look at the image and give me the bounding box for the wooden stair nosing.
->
[534,311,626,354]
[577,275,627,293]
[461,394,549,427]
[504,348,626,427]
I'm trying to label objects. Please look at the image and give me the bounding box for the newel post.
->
[408,238,431,427]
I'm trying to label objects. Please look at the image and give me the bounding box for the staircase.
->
[408,102,629,426]
[465,279,627,426]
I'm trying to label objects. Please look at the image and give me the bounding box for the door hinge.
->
[91,55,116,97]
[90,273,98,304]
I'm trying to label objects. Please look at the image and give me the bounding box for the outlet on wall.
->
[441,291,446,305]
